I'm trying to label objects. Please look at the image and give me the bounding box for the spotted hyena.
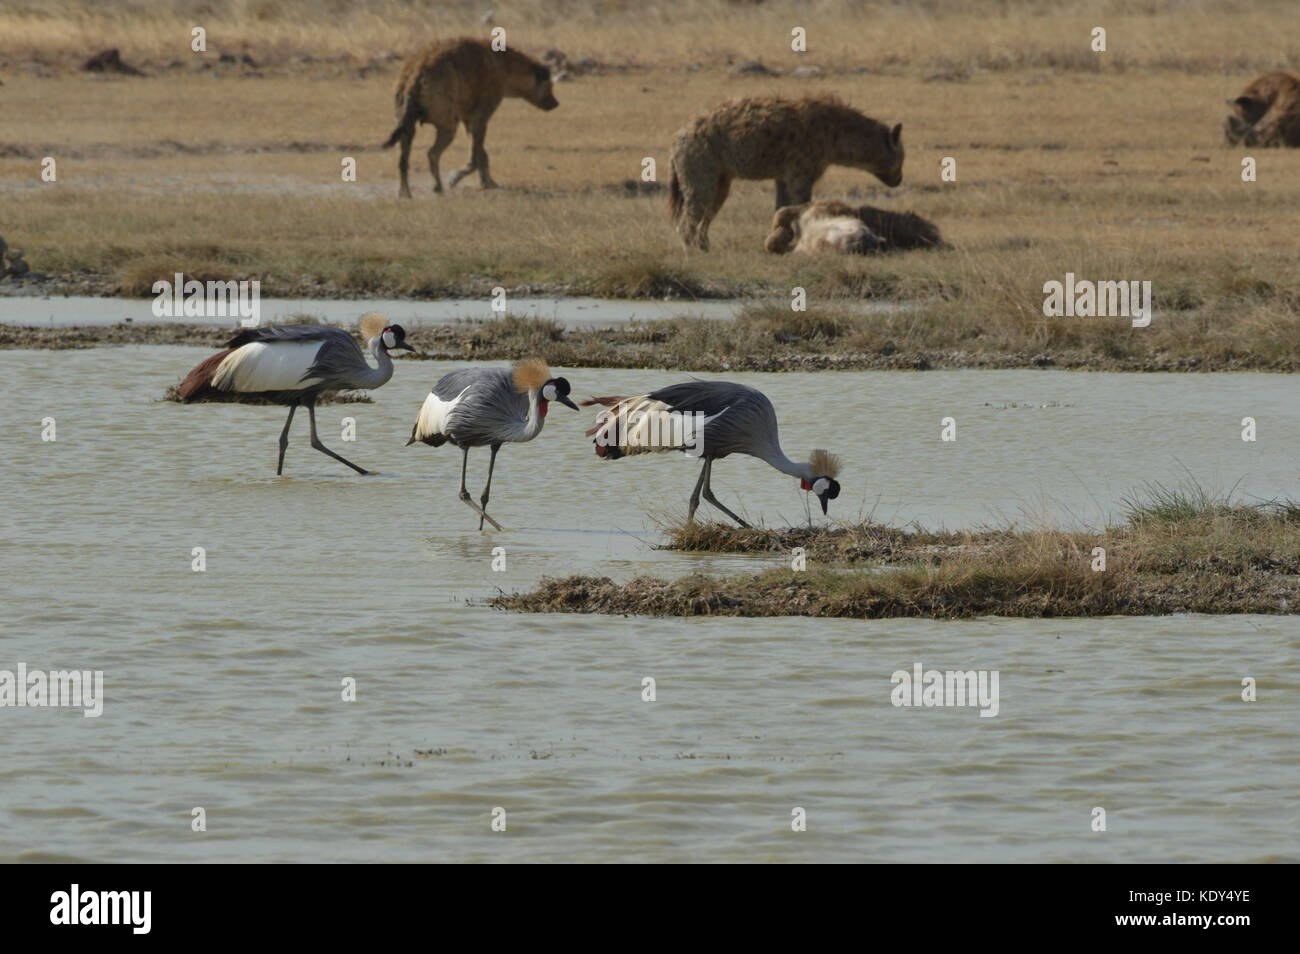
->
[1223,71,1300,147]
[667,94,904,251]
[381,37,559,197]
[765,199,942,255]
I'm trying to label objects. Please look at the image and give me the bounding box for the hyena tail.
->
[667,164,684,223]
[381,90,420,150]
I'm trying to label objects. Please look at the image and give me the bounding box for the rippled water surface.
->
[2,346,1297,862]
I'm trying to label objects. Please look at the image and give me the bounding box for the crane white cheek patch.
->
[812,478,830,496]
[382,330,397,349]
[542,383,557,402]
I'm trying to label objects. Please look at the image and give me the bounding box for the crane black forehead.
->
[548,377,571,394]
[387,324,407,338]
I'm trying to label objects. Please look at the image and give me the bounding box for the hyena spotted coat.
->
[381,37,559,197]
[1223,71,1300,147]
[667,94,904,251]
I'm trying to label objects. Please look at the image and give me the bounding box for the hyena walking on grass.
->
[381,37,559,197]
[667,94,904,251]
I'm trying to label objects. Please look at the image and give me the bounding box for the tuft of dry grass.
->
[493,486,1300,618]
[160,383,371,404]
[9,305,1300,372]
[5,1,1300,75]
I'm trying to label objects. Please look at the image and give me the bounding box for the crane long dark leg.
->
[276,404,297,475]
[306,400,369,475]
[459,445,503,531]
[701,459,751,528]
[687,457,709,522]
[478,442,501,531]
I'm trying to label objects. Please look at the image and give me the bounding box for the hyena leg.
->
[679,192,714,251]
[426,124,457,194]
[675,169,717,251]
[449,106,500,189]
[397,129,415,199]
[775,179,793,211]
[471,114,499,189]
[447,121,478,188]
[784,176,816,206]
[696,173,732,250]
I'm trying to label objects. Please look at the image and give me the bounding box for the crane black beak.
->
[819,494,830,515]
[558,395,580,411]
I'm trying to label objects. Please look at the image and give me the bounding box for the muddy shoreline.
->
[491,570,1299,619]
[2,318,1293,373]
[492,505,1300,618]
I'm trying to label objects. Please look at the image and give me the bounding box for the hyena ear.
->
[890,123,903,147]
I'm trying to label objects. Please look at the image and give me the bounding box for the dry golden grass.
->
[494,489,1300,618]
[4,1,1300,74]
[3,2,1300,369]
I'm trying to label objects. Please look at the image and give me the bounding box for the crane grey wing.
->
[302,329,369,385]
[646,381,753,418]
[218,325,366,390]
[644,381,775,459]
[412,367,530,446]
[224,324,352,348]
[447,368,532,444]
[430,368,492,401]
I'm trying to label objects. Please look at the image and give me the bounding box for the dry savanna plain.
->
[3,0,1300,619]
[2,0,1300,373]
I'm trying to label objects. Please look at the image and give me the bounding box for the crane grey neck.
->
[358,336,396,389]
[755,440,815,481]
[521,387,546,440]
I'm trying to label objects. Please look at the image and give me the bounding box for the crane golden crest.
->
[359,312,389,341]
[511,357,553,393]
[809,449,842,479]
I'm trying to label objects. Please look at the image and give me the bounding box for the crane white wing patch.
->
[211,341,326,393]
[592,397,728,454]
[412,386,471,441]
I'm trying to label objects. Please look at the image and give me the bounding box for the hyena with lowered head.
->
[381,37,558,197]
[667,94,904,251]
[1223,71,1300,147]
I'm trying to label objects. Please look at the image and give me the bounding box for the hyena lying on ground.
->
[381,37,559,197]
[1223,71,1300,147]
[667,94,904,251]
[766,207,885,255]
[765,199,942,255]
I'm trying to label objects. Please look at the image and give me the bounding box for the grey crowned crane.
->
[582,381,841,527]
[177,313,413,475]
[407,358,578,530]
